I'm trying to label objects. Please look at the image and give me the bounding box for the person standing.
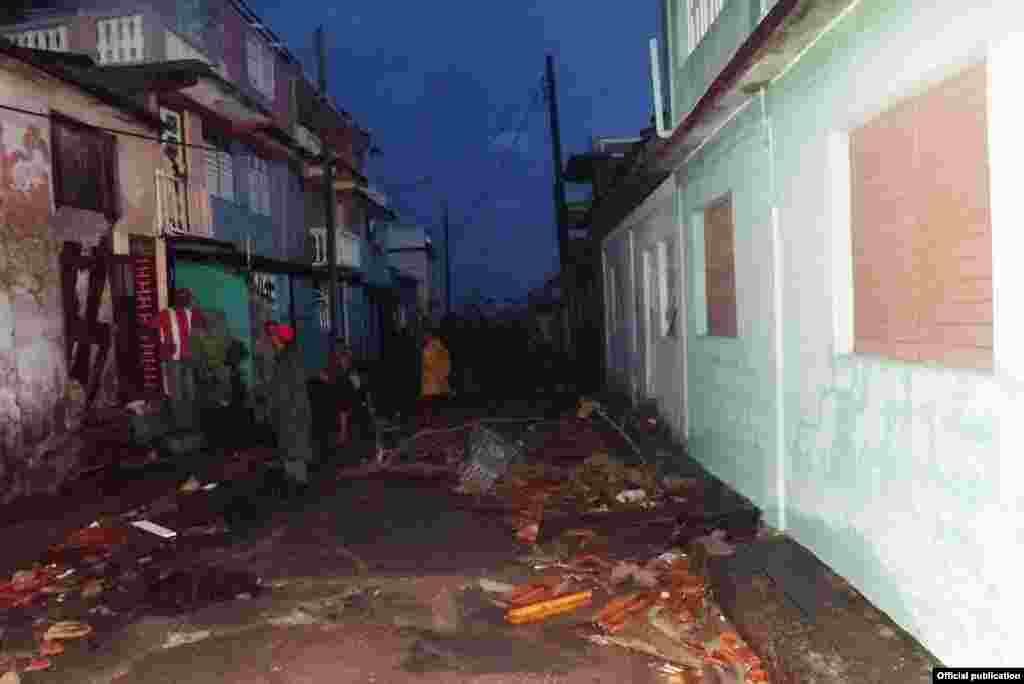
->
[264,322,314,493]
[152,288,206,431]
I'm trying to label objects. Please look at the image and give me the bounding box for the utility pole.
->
[443,199,452,315]
[545,54,569,272]
[316,26,339,347]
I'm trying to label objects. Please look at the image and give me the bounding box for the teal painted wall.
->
[174,261,254,386]
[658,0,1024,666]
[679,102,780,519]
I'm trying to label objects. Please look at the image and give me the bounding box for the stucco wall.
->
[0,54,161,502]
[677,100,781,519]
[764,0,1024,666]
[641,0,1024,667]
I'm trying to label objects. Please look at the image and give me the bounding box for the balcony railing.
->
[310,227,361,269]
[687,0,726,56]
[156,171,212,237]
[6,26,68,52]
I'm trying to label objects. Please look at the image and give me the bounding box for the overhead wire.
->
[0,101,223,152]
[457,74,547,234]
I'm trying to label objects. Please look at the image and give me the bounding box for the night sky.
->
[251,1,659,306]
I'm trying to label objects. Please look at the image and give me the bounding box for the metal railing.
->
[688,0,726,55]
[156,171,213,237]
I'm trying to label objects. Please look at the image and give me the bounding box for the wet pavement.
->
[0,394,940,683]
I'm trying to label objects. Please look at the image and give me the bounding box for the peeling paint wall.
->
[0,54,161,503]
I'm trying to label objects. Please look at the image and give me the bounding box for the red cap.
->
[266,323,295,345]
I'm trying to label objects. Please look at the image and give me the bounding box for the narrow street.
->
[0,396,938,684]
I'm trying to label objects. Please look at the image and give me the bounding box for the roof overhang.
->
[590,0,859,243]
[0,40,163,129]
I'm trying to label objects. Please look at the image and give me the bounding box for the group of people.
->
[261,320,452,495]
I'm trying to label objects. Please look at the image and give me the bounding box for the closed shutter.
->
[205,149,219,196]
[704,194,737,337]
[851,62,991,368]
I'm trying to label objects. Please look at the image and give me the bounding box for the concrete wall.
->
[632,0,1024,666]
[0,53,162,502]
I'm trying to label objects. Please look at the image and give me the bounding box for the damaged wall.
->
[0,53,161,503]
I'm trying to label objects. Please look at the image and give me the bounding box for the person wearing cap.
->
[264,321,315,493]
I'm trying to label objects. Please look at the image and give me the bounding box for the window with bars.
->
[7,26,69,52]
[247,155,271,216]
[246,33,276,100]
[686,0,725,56]
[97,15,144,64]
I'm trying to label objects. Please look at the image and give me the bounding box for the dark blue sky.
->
[251,1,659,305]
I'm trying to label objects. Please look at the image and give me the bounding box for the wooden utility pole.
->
[443,199,452,315]
[545,54,569,272]
[316,26,339,346]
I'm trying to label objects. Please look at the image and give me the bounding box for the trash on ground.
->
[457,425,522,495]
[161,630,211,649]
[505,590,592,625]
[24,659,50,673]
[43,620,93,640]
[477,578,517,595]
[38,640,64,657]
[615,488,648,504]
[131,520,177,539]
[694,530,737,557]
[179,476,201,494]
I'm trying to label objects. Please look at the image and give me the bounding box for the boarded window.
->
[851,62,992,369]
[703,194,737,337]
[51,112,120,221]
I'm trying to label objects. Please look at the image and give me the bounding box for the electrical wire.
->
[0,101,225,152]
[457,75,547,232]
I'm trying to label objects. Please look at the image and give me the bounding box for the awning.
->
[589,0,855,242]
[167,235,360,281]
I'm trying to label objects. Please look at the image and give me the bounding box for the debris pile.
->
[456,398,770,682]
[0,453,272,678]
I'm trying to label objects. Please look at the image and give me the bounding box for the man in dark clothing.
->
[264,322,314,489]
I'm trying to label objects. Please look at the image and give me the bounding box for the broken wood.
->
[506,590,593,625]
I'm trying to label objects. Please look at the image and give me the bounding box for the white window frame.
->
[97,15,144,64]
[246,33,276,100]
[7,26,69,52]
[248,155,271,216]
[657,240,670,337]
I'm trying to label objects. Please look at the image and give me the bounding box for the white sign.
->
[250,272,276,302]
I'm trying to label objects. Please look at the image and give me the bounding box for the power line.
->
[457,76,546,232]
[0,101,224,152]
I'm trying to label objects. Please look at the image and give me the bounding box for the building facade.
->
[0,40,169,502]
[3,0,388,383]
[598,0,1024,666]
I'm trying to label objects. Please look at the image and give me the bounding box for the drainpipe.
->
[649,38,675,139]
